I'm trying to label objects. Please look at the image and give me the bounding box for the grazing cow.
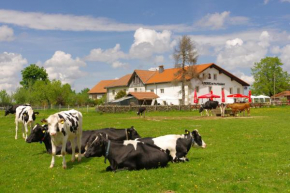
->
[137,107,146,117]
[26,125,141,155]
[5,104,30,116]
[15,105,39,140]
[220,103,226,117]
[42,109,82,169]
[226,103,251,116]
[199,101,219,116]
[84,132,171,171]
[137,129,206,162]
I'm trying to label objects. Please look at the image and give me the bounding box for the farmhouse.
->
[89,63,250,105]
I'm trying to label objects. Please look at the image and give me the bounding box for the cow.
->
[15,105,39,140]
[5,104,30,116]
[41,109,82,169]
[199,101,219,116]
[226,103,251,116]
[26,125,141,155]
[84,132,171,171]
[136,129,206,162]
[220,103,226,117]
[137,107,146,117]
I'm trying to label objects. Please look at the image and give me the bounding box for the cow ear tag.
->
[186,131,189,134]
[60,120,64,124]
[42,130,46,133]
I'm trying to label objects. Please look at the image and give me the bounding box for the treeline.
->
[0,64,104,107]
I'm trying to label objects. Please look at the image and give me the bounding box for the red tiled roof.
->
[88,80,115,94]
[128,92,159,100]
[134,70,156,83]
[271,91,290,98]
[145,63,212,84]
[106,74,132,88]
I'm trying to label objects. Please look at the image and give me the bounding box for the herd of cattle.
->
[5,105,207,171]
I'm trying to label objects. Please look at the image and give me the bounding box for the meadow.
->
[0,106,290,193]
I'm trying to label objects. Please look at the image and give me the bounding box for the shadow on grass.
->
[65,156,94,169]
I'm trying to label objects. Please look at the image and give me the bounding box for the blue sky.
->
[1,0,290,93]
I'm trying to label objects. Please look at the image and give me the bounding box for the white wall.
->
[107,87,128,102]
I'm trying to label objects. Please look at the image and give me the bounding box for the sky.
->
[1,0,290,93]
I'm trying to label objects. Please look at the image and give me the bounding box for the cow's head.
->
[191,129,206,148]
[23,108,37,124]
[127,126,141,139]
[85,132,107,158]
[199,106,204,113]
[184,129,191,139]
[4,106,12,116]
[26,124,48,143]
[42,115,65,136]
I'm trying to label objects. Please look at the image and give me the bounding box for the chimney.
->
[158,65,164,73]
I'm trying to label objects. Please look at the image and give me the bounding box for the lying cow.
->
[137,107,146,117]
[42,109,82,169]
[226,103,250,116]
[199,101,219,116]
[15,105,39,140]
[26,125,141,155]
[85,132,171,171]
[5,104,30,116]
[137,129,206,162]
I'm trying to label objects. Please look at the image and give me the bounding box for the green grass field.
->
[0,107,290,193]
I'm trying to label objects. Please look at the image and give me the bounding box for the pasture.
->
[0,107,290,192]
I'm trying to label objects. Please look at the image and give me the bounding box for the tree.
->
[20,64,48,88]
[251,57,290,96]
[0,90,12,106]
[173,35,199,105]
[115,90,126,100]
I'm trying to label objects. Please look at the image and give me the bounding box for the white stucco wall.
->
[107,87,128,102]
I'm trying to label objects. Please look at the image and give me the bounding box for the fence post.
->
[87,105,89,113]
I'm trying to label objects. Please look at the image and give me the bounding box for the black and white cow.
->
[5,104,30,116]
[26,125,141,155]
[15,105,39,140]
[137,129,206,162]
[199,101,219,116]
[137,107,146,117]
[84,132,171,171]
[42,109,82,169]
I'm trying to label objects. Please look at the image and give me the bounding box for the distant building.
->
[90,63,250,105]
[271,91,290,102]
[88,80,115,99]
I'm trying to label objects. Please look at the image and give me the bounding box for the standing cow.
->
[137,107,146,117]
[199,101,219,116]
[226,103,251,116]
[15,105,39,140]
[137,129,206,162]
[5,104,30,116]
[42,109,82,169]
[85,132,171,171]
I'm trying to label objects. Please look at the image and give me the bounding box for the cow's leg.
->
[50,144,56,168]
[22,123,26,139]
[61,138,68,169]
[70,138,76,163]
[77,135,82,162]
[15,120,18,139]
[24,123,29,140]
[205,109,209,116]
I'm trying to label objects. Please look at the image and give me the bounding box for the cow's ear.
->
[185,130,190,135]
[59,118,65,124]
[34,112,39,115]
[41,119,48,124]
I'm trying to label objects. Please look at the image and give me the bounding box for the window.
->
[214,74,217,80]
[203,73,206,79]
[208,73,211,79]
[195,86,199,93]
[160,89,164,93]
[134,88,137,92]
[208,86,212,92]
[112,90,115,95]
[150,89,154,93]
[230,88,233,94]
[237,88,240,94]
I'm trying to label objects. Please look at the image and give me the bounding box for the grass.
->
[0,107,290,192]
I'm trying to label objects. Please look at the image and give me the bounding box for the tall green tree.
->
[251,57,290,96]
[173,35,199,105]
[20,64,48,88]
[0,90,12,106]
[115,90,126,100]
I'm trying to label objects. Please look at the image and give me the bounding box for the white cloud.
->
[0,9,192,32]
[216,31,271,70]
[0,25,14,41]
[154,55,164,64]
[129,28,173,59]
[279,45,290,71]
[44,51,86,84]
[85,44,126,63]
[226,38,243,47]
[0,52,27,92]
[264,0,270,4]
[196,11,249,30]
[270,46,281,54]
[112,61,129,69]
[281,0,290,2]
[236,72,255,85]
